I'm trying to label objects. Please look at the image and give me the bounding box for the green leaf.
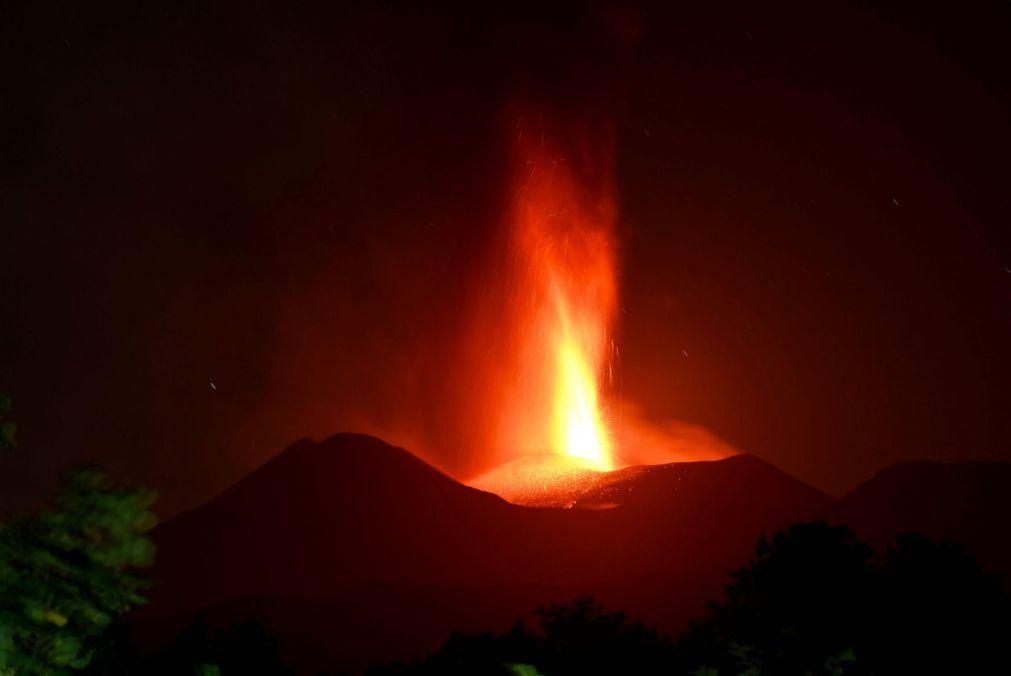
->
[50,635,86,666]
[507,665,544,676]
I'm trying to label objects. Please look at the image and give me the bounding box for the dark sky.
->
[2,0,1010,518]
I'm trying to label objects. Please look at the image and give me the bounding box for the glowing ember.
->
[470,454,602,508]
[493,120,619,472]
[471,455,651,509]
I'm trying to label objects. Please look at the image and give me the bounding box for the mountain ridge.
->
[138,433,1011,672]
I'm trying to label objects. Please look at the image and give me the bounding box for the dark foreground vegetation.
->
[0,461,288,676]
[372,523,1010,676]
[0,467,155,674]
[100,617,293,676]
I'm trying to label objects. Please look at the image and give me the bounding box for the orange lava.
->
[493,120,619,473]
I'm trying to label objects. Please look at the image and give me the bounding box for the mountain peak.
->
[139,433,1010,672]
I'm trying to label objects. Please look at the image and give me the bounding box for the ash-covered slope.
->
[151,434,516,611]
[151,437,831,607]
[142,435,831,670]
[827,460,1011,576]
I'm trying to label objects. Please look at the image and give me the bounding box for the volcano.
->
[137,434,1011,673]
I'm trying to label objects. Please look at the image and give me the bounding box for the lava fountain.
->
[476,116,620,497]
[514,150,617,471]
[466,116,738,506]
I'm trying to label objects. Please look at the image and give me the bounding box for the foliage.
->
[535,597,671,675]
[136,617,292,676]
[506,665,543,676]
[685,523,873,674]
[678,522,1011,675]
[0,467,156,674]
[370,596,671,676]
[377,522,1011,675]
[871,532,1009,674]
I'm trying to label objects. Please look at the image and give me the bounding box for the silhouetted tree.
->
[871,532,1009,674]
[535,597,671,675]
[680,523,873,675]
[369,597,671,676]
[0,467,156,674]
[381,522,1011,675]
[140,616,292,676]
[680,522,1011,675]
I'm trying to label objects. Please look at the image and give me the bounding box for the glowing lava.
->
[468,119,739,504]
[493,120,619,473]
[552,312,612,469]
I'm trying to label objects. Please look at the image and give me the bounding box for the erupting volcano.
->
[466,116,739,506]
[472,117,623,502]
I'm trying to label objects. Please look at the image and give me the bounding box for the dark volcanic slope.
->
[144,434,832,669]
[827,461,1011,575]
[152,434,516,609]
[574,453,829,514]
[144,436,1011,672]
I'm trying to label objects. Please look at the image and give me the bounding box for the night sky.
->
[3,0,1010,519]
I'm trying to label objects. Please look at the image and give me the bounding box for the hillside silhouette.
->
[136,434,1011,672]
[827,460,1011,576]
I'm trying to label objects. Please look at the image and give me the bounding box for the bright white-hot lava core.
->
[549,293,613,470]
